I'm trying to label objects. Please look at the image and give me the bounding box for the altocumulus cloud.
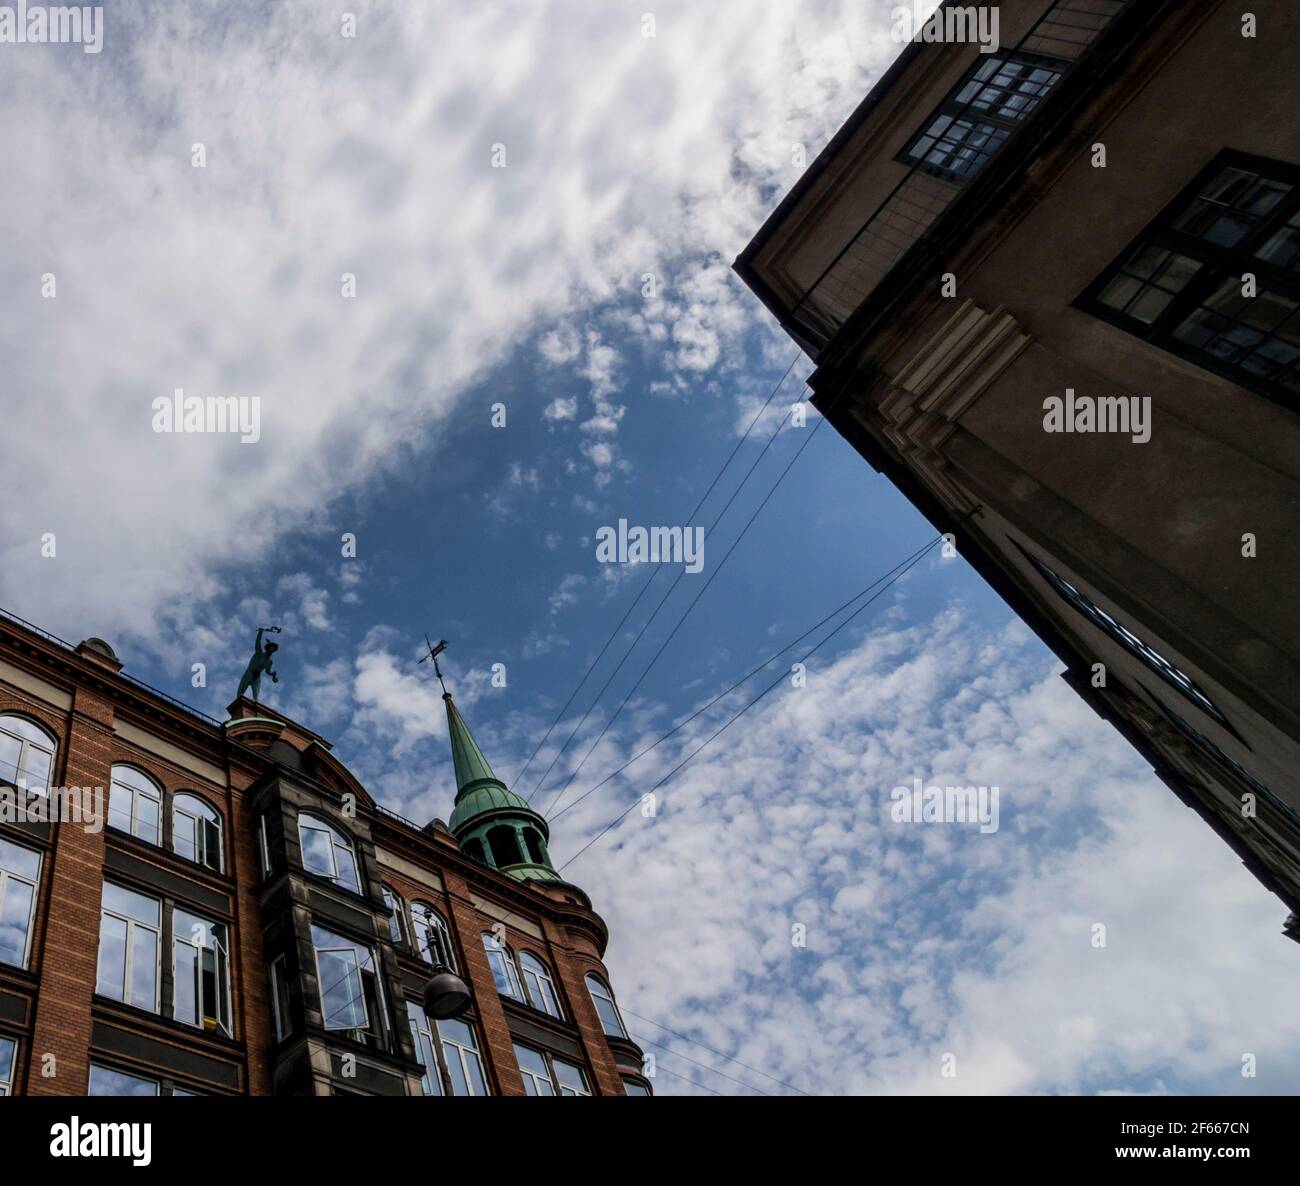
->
[0,0,899,647]
[518,605,1300,1096]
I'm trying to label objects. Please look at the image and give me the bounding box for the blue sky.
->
[3,1,1298,1095]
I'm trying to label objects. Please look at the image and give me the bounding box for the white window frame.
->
[108,765,163,846]
[311,924,384,1040]
[172,793,223,872]
[257,814,272,878]
[438,1016,489,1096]
[0,839,41,970]
[411,902,454,969]
[96,883,162,1014]
[513,1043,555,1096]
[519,951,562,1019]
[0,1034,16,1096]
[0,714,56,798]
[406,1000,444,1096]
[171,908,232,1036]
[481,933,523,1002]
[383,886,407,945]
[298,813,360,892]
[88,1063,160,1097]
[585,973,628,1039]
[269,954,291,1043]
[552,1056,591,1097]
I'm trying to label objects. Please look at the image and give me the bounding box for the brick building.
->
[735,0,1300,938]
[0,609,650,1096]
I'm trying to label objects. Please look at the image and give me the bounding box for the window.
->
[410,902,454,968]
[96,883,161,1013]
[901,52,1065,183]
[172,793,223,872]
[487,825,523,868]
[513,1044,590,1097]
[269,955,292,1043]
[1015,542,1232,730]
[298,813,360,892]
[518,951,562,1019]
[406,1002,490,1097]
[108,766,163,846]
[622,1078,651,1096]
[0,838,41,969]
[1147,690,1300,830]
[88,1064,159,1097]
[257,814,273,879]
[1078,151,1300,409]
[0,715,55,797]
[462,837,486,864]
[172,908,231,1036]
[585,973,627,1039]
[0,1035,15,1096]
[383,886,407,945]
[310,924,388,1047]
[481,933,523,1002]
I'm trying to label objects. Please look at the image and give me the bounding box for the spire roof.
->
[444,692,500,797]
[440,689,563,885]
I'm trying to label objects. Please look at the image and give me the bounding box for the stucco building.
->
[736,0,1300,938]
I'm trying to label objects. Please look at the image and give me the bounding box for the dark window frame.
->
[1076,149,1300,411]
[1010,539,1237,737]
[897,50,1068,185]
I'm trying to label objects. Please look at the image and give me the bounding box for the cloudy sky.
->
[2,1,1297,1095]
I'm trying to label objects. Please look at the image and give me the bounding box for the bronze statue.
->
[237,626,282,702]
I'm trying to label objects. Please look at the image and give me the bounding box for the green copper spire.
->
[445,693,499,794]
[442,691,561,884]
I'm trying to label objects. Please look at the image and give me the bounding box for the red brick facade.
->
[0,617,647,1097]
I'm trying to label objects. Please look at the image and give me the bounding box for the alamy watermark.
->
[595,518,704,574]
[152,388,262,444]
[891,3,1000,53]
[891,777,1000,833]
[1043,388,1151,444]
[0,3,103,53]
[0,784,104,831]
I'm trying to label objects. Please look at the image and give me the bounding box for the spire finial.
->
[419,634,450,696]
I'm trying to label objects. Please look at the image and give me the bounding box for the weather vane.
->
[419,635,449,695]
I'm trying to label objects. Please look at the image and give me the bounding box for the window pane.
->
[200,819,222,870]
[108,783,134,834]
[316,948,366,1030]
[131,927,158,1011]
[553,1058,589,1096]
[135,792,160,845]
[103,883,159,927]
[300,825,336,877]
[174,942,199,1026]
[96,913,127,998]
[89,1065,158,1097]
[174,813,197,863]
[0,838,40,883]
[623,1080,650,1096]
[0,877,34,967]
[333,844,360,892]
[0,1035,14,1089]
[0,732,21,783]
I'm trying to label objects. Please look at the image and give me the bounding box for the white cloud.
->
[543,397,579,422]
[0,0,898,648]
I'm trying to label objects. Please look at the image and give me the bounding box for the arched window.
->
[172,793,223,872]
[585,973,627,1038]
[382,886,406,944]
[518,951,562,1019]
[0,715,56,797]
[481,933,523,1002]
[108,766,163,846]
[523,829,546,865]
[411,902,455,969]
[297,813,360,893]
[462,837,487,864]
[487,826,522,868]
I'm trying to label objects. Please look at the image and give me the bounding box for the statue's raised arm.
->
[237,625,283,703]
